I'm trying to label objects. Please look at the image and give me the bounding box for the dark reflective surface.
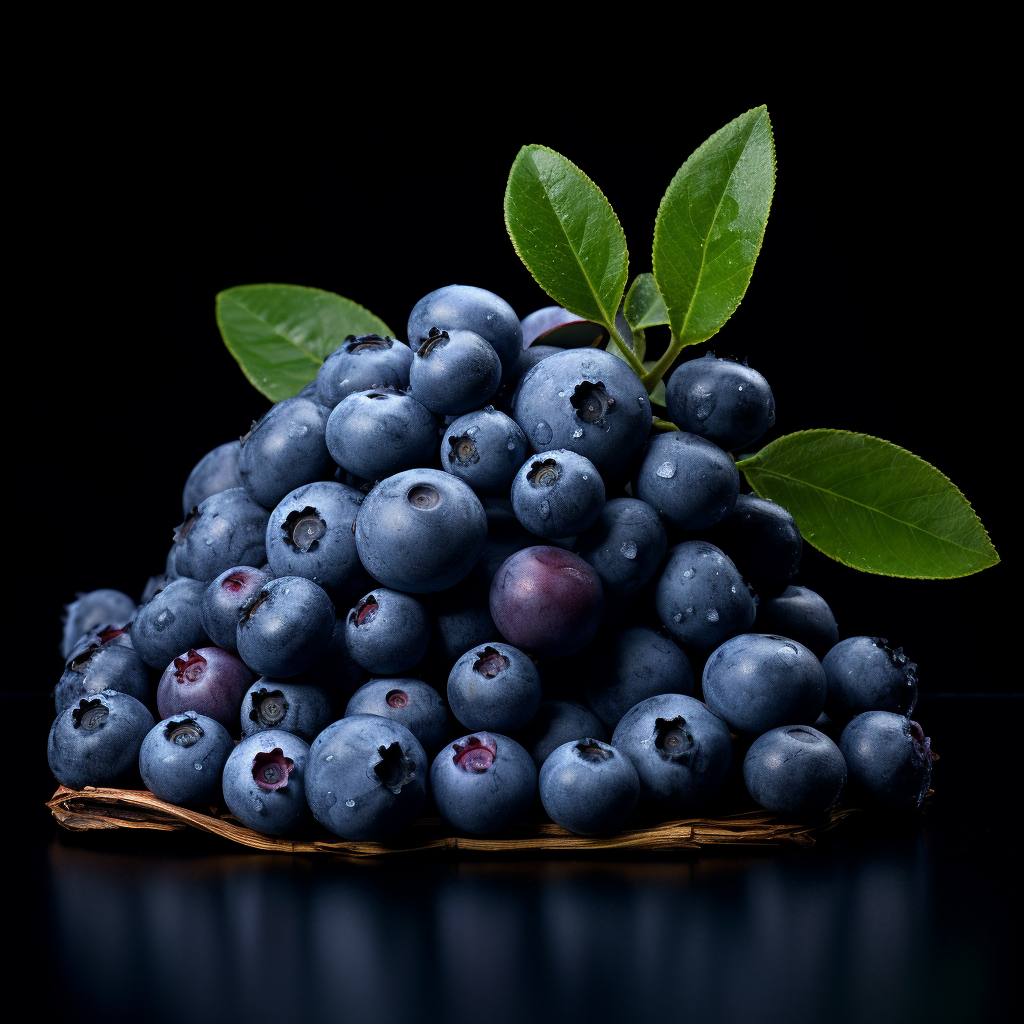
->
[12,694,1017,1022]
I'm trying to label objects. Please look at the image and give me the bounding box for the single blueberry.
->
[743,725,847,816]
[305,716,427,840]
[182,440,243,516]
[173,488,271,583]
[822,636,919,721]
[240,679,335,742]
[409,328,502,415]
[539,738,640,835]
[61,589,137,659]
[315,334,413,409]
[345,678,449,756]
[702,633,827,734]
[430,732,537,835]
[441,407,529,497]
[47,691,155,790]
[56,638,151,716]
[665,353,776,451]
[201,566,272,653]
[448,642,542,733]
[344,589,431,675]
[511,449,605,539]
[575,497,667,598]
[222,730,312,835]
[514,700,607,769]
[140,712,234,806]
[755,586,839,659]
[156,647,254,732]
[131,577,211,669]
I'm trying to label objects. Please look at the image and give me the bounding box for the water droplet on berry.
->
[621,540,637,559]
[252,797,264,813]
[345,799,355,807]
[535,421,553,444]
[193,762,203,771]
[656,461,676,479]
[682,568,694,578]
[707,608,719,622]
[539,500,551,519]
[573,428,584,439]
[673,611,683,622]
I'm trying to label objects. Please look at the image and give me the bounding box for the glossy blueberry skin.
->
[182,440,242,516]
[326,390,437,481]
[743,725,847,816]
[61,589,137,659]
[575,497,667,598]
[839,711,934,812]
[634,432,739,531]
[131,578,211,669]
[174,488,271,583]
[513,348,652,477]
[703,494,801,594]
[139,713,234,806]
[611,694,732,813]
[266,481,367,601]
[703,634,827,735]
[48,691,155,790]
[430,732,537,835]
[344,588,431,675]
[442,407,529,497]
[539,738,640,835]
[240,679,335,742]
[823,636,919,721]
[315,334,413,409]
[407,284,523,373]
[236,576,336,678]
[583,627,693,731]
[514,701,607,769]
[157,647,254,732]
[655,541,756,651]
[355,468,488,594]
[238,396,334,509]
[755,586,839,659]
[511,449,604,539]
[665,354,776,451]
[56,641,151,716]
[222,730,311,836]
[490,546,603,658]
[345,678,449,756]
[409,328,502,415]
[201,566,272,653]
[305,716,428,840]
[448,641,542,732]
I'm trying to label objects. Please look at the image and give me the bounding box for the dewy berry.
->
[140,712,234,806]
[511,449,605,539]
[240,679,335,743]
[201,566,272,653]
[409,328,502,415]
[823,636,919,721]
[222,730,312,835]
[173,488,270,583]
[441,407,529,497]
[315,334,414,409]
[156,647,254,732]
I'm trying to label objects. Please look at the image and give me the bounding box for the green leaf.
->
[653,106,775,346]
[505,145,628,328]
[216,284,392,402]
[624,273,669,330]
[738,430,999,578]
[641,361,667,406]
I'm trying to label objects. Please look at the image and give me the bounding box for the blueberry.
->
[238,395,334,509]
[703,494,801,594]
[139,713,234,805]
[63,620,134,664]
[315,334,413,409]
[702,633,827,734]
[61,589,137,659]
[448,642,542,732]
[156,646,253,732]
[665,353,776,451]
[513,348,652,477]
[240,679,334,742]
[575,497,667,598]
[265,480,367,601]
[182,440,243,516]
[634,432,739,530]
[441,407,529,497]
[611,694,733,813]
[511,449,605,539]
[743,725,847,816]
[344,589,431,675]
[490,546,603,657]
[755,586,839,659]
[520,306,608,349]
[56,638,151,716]
[355,469,487,594]
[173,488,271,583]
[409,328,502,415]
[131,577,211,669]
[345,678,449,755]
[822,636,919,720]
[305,716,427,839]
[47,691,155,790]
[222,730,311,835]
[655,541,756,651]
[514,700,607,769]
[539,738,640,834]
[407,284,522,373]
[512,344,561,380]
[430,732,537,835]
[470,498,538,588]
[236,576,335,678]
[583,627,693,730]
[839,711,936,812]
[201,566,272,653]
[426,581,499,669]
[325,389,437,481]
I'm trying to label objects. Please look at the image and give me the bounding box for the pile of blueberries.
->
[49,284,936,841]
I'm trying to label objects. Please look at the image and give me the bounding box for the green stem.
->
[607,323,647,377]
[652,417,679,432]
[640,331,686,391]
[734,456,759,470]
